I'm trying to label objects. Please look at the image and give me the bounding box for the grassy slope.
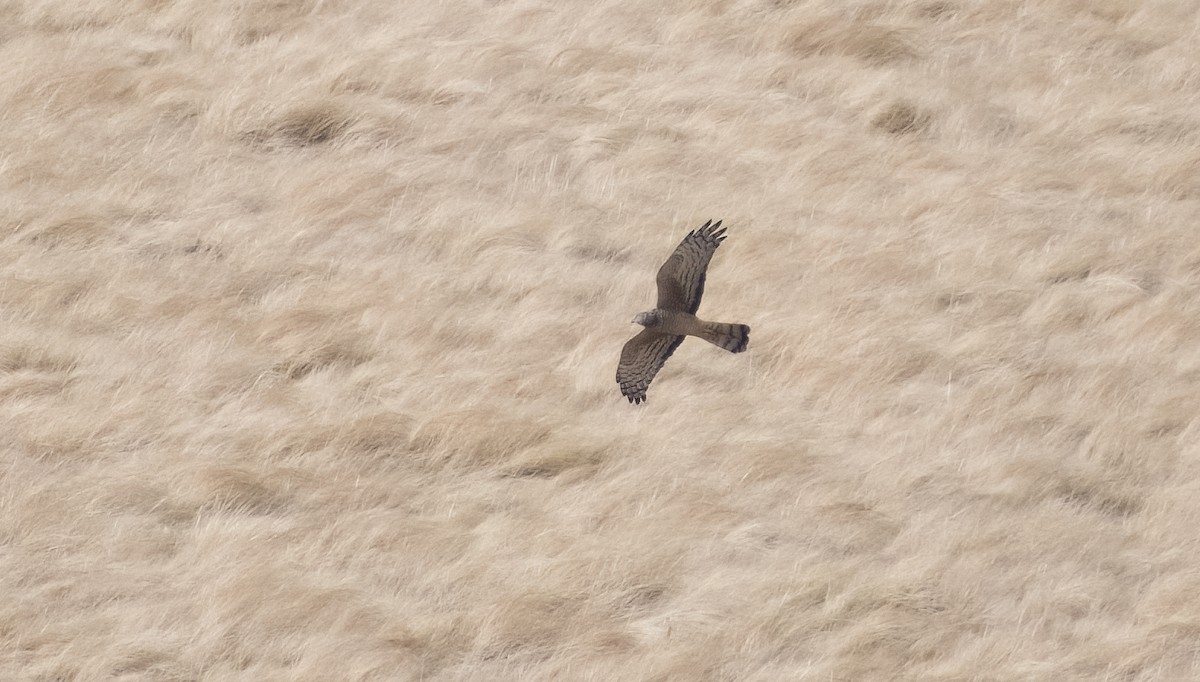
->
[4,0,1200,679]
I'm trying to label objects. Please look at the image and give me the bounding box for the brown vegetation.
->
[4,0,1200,679]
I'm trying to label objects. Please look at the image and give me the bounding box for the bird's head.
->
[632,310,661,327]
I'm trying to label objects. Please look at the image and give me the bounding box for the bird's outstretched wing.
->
[616,330,685,404]
[655,219,727,314]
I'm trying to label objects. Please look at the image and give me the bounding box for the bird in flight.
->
[616,220,750,404]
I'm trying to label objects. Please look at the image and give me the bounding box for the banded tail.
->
[698,321,750,353]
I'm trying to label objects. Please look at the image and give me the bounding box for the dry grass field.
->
[4,0,1200,679]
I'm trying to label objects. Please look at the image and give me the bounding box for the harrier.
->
[616,220,750,404]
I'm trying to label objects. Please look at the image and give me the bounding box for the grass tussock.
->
[4,0,1200,679]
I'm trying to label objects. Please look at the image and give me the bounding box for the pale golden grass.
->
[3,0,1200,679]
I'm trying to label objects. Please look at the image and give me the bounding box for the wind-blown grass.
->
[4,1,1200,679]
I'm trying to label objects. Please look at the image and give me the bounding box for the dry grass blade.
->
[4,1,1200,680]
